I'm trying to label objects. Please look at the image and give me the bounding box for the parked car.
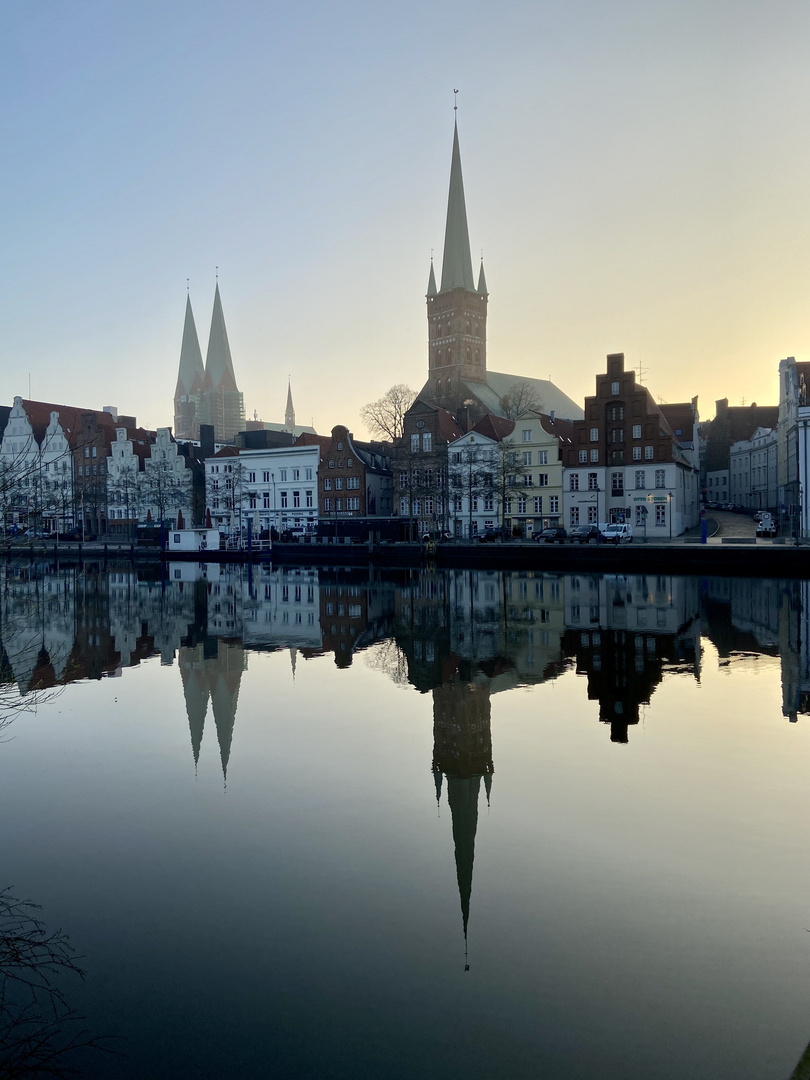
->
[602,523,633,544]
[569,524,602,544]
[477,528,501,543]
[535,526,568,543]
[756,517,778,538]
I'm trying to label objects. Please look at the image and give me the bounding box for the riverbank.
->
[3,535,808,579]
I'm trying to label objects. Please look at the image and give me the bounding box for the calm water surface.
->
[1,562,810,1079]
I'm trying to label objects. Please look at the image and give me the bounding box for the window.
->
[84,447,89,458]
[92,446,97,458]
[335,478,344,491]
[523,451,532,466]
[323,478,332,490]
[292,469,299,481]
[632,446,641,461]
[587,506,598,524]
[537,451,548,465]
[263,493,271,509]
[635,470,645,489]
[588,473,598,491]
[534,496,542,513]
[517,497,526,513]
[549,496,559,514]
[522,429,532,442]
[337,459,343,468]
[590,427,599,442]
[611,381,620,395]
[579,450,587,463]
[570,507,580,527]
[399,471,408,489]
[504,498,512,514]
[645,445,654,460]
[422,433,432,452]
[337,442,343,451]
[347,457,353,467]
[655,469,666,488]
[280,491,288,508]
[655,504,666,526]
[336,498,343,511]
[306,491,313,508]
[346,497,360,511]
[248,495,257,509]
[347,476,360,489]
[324,498,332,512]
[248,471,256,483]
[632,424,641,439]
[280,469,287,481]
[538,473,549,486]
[611,472,624,495]
[635,506,646,526]
[263,471,270,483]
[523,474,532,486]
[293,491,300,508]
[399,498,408,515]
[569,473,579,491]
[411,434,419,452]
[590,449,598,462]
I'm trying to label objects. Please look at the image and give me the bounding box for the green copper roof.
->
[439,122,476,294]
[204,284,238,393]
[176,294,205,396]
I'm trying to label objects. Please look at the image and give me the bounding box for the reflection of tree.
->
[0,888,109,1077]
[363,638,410,686]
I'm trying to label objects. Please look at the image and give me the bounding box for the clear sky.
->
[3,0,809,436]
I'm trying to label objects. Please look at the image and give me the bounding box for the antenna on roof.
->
[636,356,648,385]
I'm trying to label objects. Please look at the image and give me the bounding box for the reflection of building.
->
[563,573,701,742]
[178,638,246,780]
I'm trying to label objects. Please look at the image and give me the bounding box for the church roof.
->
[439,122,476,294]
[427,260,437,297]
[466,372,584,422]
[477,259,488,295]
[175,294,205,398]
[204,284,239,394]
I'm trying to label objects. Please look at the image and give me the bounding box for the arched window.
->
[436,379,442,395]
[446,348,453,363]
[466,347,471,363]
[465,321,471,333]
[475,350,480,365]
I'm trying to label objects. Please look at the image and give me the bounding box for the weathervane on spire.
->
[186,277,189,293]
[215,265,218,281]
[454,89,458,111]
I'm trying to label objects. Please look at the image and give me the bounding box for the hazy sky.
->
[3,0,809,436]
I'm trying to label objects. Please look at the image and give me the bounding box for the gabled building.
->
[562,353,699,537]
[317,425,393,527]
[505,411,573,536]
[394,398,463,538]
[447,415,516,538]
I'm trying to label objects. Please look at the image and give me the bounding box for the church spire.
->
[204,283,238,393]
[439,121,476,293]
[285,379,295,429]
[427,259,437,297]
[477,258,488,296]
[176,294,205,397]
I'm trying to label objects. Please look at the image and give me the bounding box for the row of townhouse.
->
[396,353,701,539]
[0,396,211,537]
[204,425,394,538]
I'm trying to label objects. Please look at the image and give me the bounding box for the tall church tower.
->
[198,283,245,443]
[426,121,489,405]
[285,380,295,429]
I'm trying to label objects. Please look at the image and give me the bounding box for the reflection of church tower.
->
[178,639,246,780]
[432,666,493,955]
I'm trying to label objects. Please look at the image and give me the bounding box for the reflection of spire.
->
[290,646,297,682]
[207,641,245,783]
[447,775,481,940]
[178,645,210,771]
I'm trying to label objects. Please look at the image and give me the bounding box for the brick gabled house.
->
[562,353,699,537]
[394,398,463,538]
[317,426,393,529]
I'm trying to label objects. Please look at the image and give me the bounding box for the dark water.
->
[1,561,809,1079]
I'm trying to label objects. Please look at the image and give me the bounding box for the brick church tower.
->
[425,120,489,409]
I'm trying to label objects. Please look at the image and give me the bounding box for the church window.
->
[446,349,452,363]
[466,348,471,363]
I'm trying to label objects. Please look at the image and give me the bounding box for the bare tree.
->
[361,385,417,441]
[493,439,529,528]
[500,380,543,421]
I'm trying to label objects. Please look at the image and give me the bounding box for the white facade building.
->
[447,430,499,538]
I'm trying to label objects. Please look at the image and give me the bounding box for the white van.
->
[602,523,633,544]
